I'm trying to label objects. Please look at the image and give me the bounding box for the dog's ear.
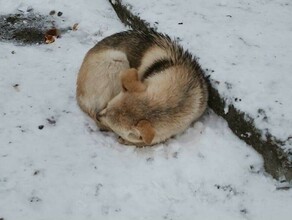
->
[135,120,155,145]
[120,68,146,93]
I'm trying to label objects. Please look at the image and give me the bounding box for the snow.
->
[0,0,292,219]
[123,0,292,151]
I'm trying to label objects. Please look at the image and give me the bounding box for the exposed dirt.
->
[0,11,54,44]
[0,10,68,45]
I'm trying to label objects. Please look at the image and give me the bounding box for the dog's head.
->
[97,68,155,145]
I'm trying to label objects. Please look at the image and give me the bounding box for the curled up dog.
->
[77,30,208,146]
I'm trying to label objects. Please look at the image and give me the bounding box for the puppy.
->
[77,30,208,145]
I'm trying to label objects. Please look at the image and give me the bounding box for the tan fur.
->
[137,46,168,77]
[77,30,208,145]
[98,67,208,146]
[135,120,155,145]
[120,68,146,92]
[77,48,129,129]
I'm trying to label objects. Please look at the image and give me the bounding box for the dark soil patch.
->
[12,27,44,44]
[0,10,67,45]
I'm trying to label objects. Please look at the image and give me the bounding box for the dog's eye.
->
[122,85,128,92]
[139,136,143,141]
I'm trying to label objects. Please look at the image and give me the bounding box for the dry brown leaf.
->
[45,35,55,44]
[72,23,79,31]
[44,28,60,44]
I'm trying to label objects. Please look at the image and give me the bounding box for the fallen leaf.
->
[73,23,79,31]
[45,35,55,44]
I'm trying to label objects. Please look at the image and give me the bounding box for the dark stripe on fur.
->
[142,59,174,80]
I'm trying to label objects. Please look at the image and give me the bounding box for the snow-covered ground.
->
[0,0,292,219]
[122,0,292,151]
